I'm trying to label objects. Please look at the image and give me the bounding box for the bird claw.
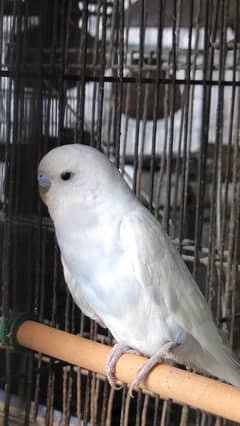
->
[106,341,178,395]
[129,341,178,396]
[106,359,123,390]
[106,343,141,389]
[129,359,163,397]
[129,380,138,397]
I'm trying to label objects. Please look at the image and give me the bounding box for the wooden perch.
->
[16,320,240,422]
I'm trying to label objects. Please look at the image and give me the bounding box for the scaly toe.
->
[128,363,151,396]
[106,343,138,389]
[129,379,138,397]
[106,369,123,390]
[128,341,179,396]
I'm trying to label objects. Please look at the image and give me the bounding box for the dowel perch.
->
[10,320,240,422]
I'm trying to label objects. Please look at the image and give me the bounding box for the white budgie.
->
[38,144,240,392]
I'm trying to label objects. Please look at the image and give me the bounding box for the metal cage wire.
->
[0,0,240,425]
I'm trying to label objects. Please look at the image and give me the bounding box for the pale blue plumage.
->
[38,144,240,388]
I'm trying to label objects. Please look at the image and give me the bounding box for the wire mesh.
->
[0,0,240,425]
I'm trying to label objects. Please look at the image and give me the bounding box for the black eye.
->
[61,171,72,181]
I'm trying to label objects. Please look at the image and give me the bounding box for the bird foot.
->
[129,341,178,396]
[106,341,178,394]
[106,343,141,389]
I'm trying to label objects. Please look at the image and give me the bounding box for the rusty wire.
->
[0,0,240,425]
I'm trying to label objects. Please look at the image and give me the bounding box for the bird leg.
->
[106,343,141,389]
[129,341,178,396]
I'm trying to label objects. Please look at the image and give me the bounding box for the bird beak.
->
[38,172,51,204]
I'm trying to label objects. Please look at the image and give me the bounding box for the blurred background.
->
[0,0,240,424]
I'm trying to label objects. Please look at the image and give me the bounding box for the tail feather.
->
[177,339,240,387]
[194,347,240,387]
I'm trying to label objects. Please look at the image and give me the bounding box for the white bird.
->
[38,144,240,392]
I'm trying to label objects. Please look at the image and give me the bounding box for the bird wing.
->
[61,255,106,328]
[119,207,235,363]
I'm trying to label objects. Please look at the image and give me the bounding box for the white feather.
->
[38,144,240,387]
